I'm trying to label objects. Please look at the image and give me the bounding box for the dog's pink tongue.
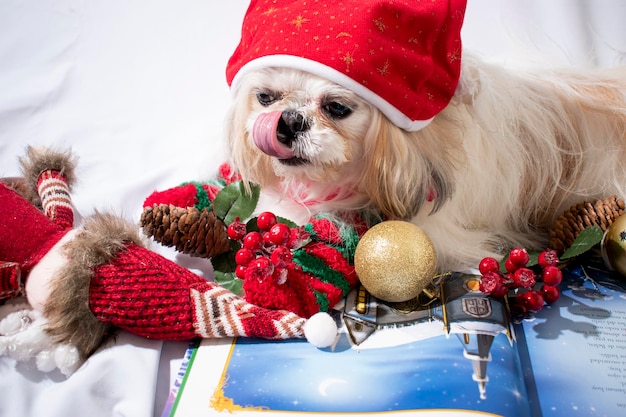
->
[252,111,295,159]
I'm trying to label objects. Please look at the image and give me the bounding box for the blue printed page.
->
[216,333,528,415]
[516,264,626,416]
[171,273,533,417]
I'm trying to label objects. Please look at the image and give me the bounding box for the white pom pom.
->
[0,308,82,376]
[54,344,83,377]
[36,350,57,373]
[303,312,337,348]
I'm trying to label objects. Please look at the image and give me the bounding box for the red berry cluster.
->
[478,248,562,316]
[227,211,309,284]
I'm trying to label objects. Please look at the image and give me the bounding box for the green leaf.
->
[212,181,260,225]
[211,240,239,272]
[524,251,540,269]
[246,217,260,233]
[561,225,604,260]
[214,271,243,295]
[210,242,244,294]
[277,216,298,228]
[499,226,604,271]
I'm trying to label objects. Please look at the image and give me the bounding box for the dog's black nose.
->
[277,111,309,146]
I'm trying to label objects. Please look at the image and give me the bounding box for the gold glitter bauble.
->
[354,221,437,302]
[601,213,626,277]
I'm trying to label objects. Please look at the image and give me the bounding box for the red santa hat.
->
[226,0,467,131]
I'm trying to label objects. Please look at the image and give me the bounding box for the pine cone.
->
[549,195,625,253]
[140,204,231,258]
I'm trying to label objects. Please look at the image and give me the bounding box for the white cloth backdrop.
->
[0,1,624,416]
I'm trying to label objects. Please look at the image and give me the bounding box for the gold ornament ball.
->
[601,213,626,278]
[354,220,437,302]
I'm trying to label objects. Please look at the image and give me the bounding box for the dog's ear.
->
[359,114,456,220]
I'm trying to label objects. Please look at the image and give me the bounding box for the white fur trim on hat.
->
[230,55,434,132]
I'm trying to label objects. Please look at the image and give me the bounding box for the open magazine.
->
[162,257,626,417]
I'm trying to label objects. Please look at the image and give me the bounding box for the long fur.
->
[19,145,78,208]
[225,52,626,272]
[45,211,146,359]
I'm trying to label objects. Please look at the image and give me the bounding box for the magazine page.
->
[160,341,198,417]
[169,273,533,417]
[515,260,626,417]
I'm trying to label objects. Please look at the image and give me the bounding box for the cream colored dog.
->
[222,0,626,272]
[225,53,626,272]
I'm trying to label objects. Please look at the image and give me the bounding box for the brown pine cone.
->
[140,204,231,258]
[549,195,625,253]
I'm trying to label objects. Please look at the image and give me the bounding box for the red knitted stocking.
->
[0,262,22,299]
[141,166,369,320]
[89,242,307,341]
[37,169,73,229]
[0,147,76,301]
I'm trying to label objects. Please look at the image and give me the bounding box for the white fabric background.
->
[0,1,624,416]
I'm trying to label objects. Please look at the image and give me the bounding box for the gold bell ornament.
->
[354,220,437,302]
[601,213,626,278]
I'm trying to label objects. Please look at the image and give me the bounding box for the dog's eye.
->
[256,91,280,106]
[323,101,353,119]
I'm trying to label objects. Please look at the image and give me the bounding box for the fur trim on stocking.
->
[19,145,78,208]
[44,211,145,359]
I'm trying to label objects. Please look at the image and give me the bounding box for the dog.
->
[223,0,626,272]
